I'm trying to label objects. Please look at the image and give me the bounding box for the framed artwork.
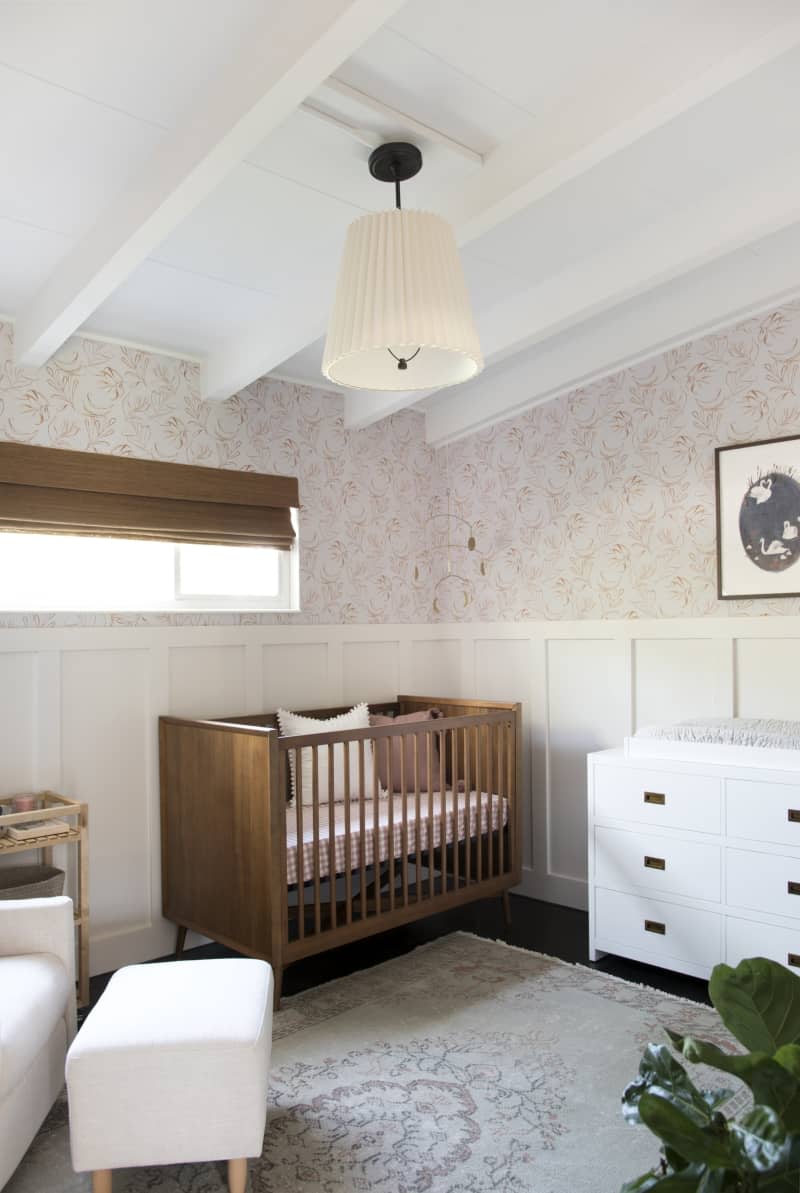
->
[716,434,800,599]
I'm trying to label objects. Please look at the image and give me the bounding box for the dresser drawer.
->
[727,847,800,920]
[594,887,722,968]
[593,765,721,833]
[595,826,721,902]
[727,779,800,848]
[727,915,800,974]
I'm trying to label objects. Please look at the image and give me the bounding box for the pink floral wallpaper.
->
[1,301,800,627]
[0,321,435,627]
[441,302,800,620]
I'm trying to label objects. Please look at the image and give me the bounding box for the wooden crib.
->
[159,695,522,1005]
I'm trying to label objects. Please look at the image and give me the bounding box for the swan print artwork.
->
[740,468,800,573]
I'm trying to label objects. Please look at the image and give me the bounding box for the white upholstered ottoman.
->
[66,958,273,1193]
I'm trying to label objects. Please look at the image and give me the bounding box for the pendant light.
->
[322,142,483,391]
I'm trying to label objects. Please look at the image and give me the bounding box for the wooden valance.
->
[0,442,298,549]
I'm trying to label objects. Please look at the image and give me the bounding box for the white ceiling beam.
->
[458,155,800,372]
[340,17,800,429]
[204,300,331,403]
[319,77,484,167]
[344,389,429,429]
[424,220,800,447]
[205,9,800,407]
[444,16,800,243]
[13,0,406,368]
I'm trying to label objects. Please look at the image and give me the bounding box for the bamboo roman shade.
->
[0,442,298,549]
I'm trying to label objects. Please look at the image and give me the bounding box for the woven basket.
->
[0,864,65,900]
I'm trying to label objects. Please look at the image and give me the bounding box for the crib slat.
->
[328,747,337,930]
[387,731,395,913]
[439,723,446,898]
[414,730,422,904]
[372,743,382,920]
[452,727,460,890]
[474,725,482,883]
[399,732,409,909]
[427,732,434,901]
[464,727,472,887]
[507,718,514,875]
[488,715,493,878]
[498,721,505,876]
[312,747,321,936]
[295,747,304,941]
[359,738,367,923]
[343,741,352,926]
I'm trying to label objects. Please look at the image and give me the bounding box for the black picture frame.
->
[715,433,800,600]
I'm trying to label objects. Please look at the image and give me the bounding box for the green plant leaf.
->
[728,1106,788,1174]
[774,1044,800,1079]
[638,1092,736,1168]
[710,959,800,1053]
[624,1045,720,1126]
[759,1134,800,1190]
[668,1034,800,1129]
[620,1165,706,1192]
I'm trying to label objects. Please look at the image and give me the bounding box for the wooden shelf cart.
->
[0,791,89,1006]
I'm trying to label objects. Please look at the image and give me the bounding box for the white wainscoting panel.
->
[474,638,532,703]
[736,637,800,719]
[263,641,330,710]
[409,638,462,697]
[342,640,399,704]
[61,649,152,948]
[0,652,38,792]
[634,638,732,728]
[169,644,246,718]
[544,638,629,893]
[1,615,799,973]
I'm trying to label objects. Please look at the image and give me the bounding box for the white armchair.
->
[0,896,76,1189]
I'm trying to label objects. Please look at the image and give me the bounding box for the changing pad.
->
[625,717,800,769]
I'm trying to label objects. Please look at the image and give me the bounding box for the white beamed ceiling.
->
[2,0,800,440]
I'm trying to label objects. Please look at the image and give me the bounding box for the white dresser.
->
[588,748,800,979]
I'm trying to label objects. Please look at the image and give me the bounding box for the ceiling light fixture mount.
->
[322,142,483,392]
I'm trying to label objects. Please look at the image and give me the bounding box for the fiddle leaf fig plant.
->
[622,958,800,1192]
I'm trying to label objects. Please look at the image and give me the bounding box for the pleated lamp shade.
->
[322,209,483,391]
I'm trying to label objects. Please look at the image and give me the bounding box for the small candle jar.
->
[12,795,37,813]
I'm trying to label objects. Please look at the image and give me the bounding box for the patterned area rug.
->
[8,933,734,1192]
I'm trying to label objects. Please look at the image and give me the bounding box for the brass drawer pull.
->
[644,791,665,806]
[789,810,800,823]
[789,882,800,896]
[789,954,800,969]
[644,919,666,935]
[644,856,666,871]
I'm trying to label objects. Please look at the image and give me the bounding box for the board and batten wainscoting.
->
[0,616,798,975]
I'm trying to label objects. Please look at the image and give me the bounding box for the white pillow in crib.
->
[277,702,370,805]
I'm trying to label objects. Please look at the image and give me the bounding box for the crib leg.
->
[175,924,187,957]
[273,965,283,1012]
[501,891,512,928]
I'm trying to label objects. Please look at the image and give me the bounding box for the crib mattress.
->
[286,789,507,885]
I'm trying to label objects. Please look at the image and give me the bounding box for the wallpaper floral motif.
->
[2,301,800,627]
[442,301,800,620]
[0,321,435,627]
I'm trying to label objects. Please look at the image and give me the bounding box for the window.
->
[0,441,300,611]
[0,533,298,612]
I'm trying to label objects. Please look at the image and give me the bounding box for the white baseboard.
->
[514,866,588,912]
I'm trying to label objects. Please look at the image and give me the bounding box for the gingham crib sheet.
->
[285,789,508,885]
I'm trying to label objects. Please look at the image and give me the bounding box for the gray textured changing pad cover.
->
[635,717,800,750]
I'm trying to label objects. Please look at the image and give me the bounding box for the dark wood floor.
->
[86,894,711,1012]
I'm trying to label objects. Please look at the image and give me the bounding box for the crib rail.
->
[280,710,519,958]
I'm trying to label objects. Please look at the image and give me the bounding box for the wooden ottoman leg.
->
[228,1157,248,1193]
[92,1171,112,1193]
